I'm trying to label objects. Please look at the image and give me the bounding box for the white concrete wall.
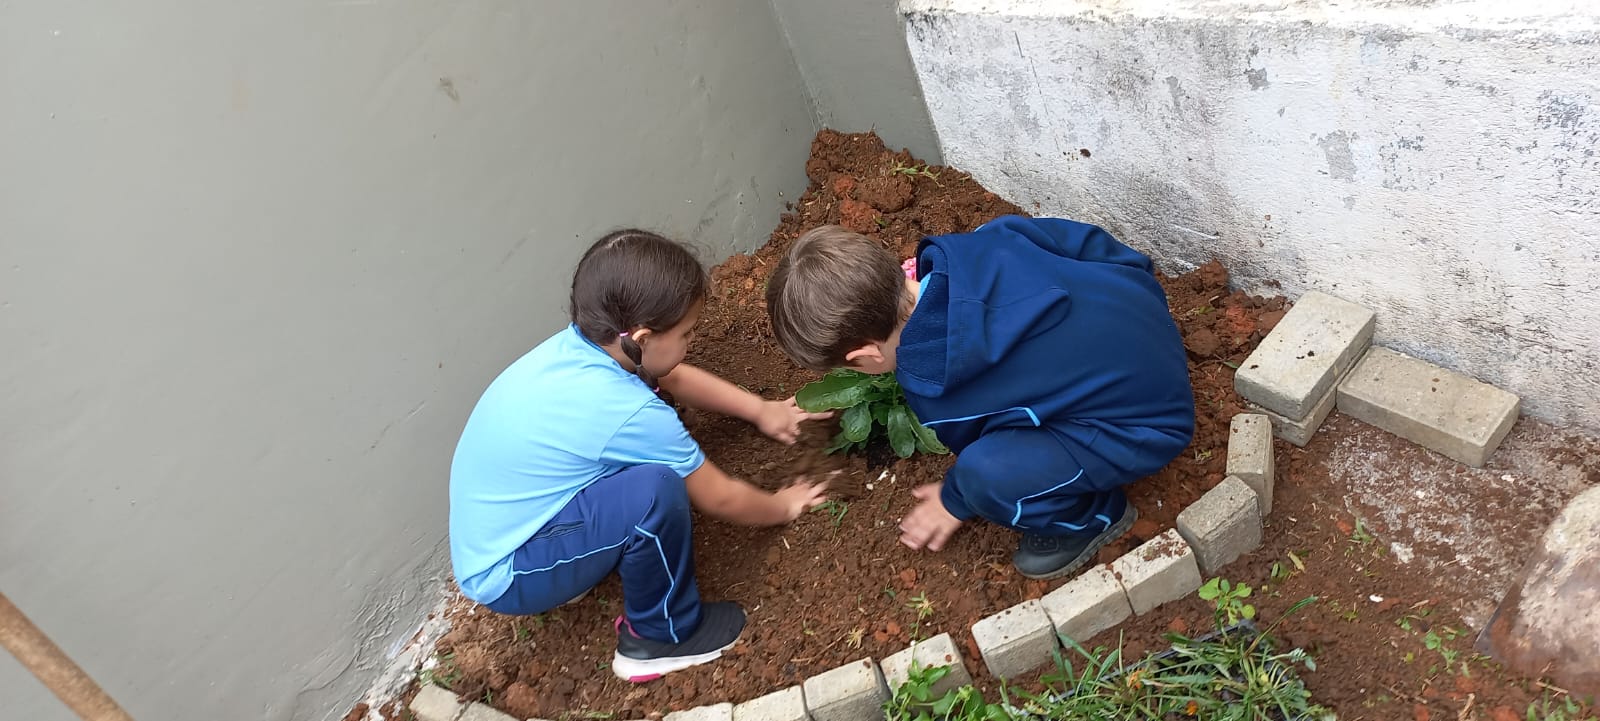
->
[902,0,1600,430]
[0,2,814,720]
[771,0,943,163]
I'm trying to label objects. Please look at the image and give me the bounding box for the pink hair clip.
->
[902,257,918,279]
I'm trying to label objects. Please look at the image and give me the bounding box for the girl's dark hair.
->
[570,229,709,390]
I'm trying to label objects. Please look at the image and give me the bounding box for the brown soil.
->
[391,131,1593,721]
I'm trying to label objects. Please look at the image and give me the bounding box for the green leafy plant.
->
[884,663,1009,721]
[1199,577,1257,627]
[796,370,948,458]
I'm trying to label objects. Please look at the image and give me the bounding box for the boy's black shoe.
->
[1012,504,1138,580]
[612,601,746,682]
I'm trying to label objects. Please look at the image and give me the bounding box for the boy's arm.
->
[658,364,832,444]
[684,459,829,526]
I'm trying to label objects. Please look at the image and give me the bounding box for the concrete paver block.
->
[1336,346,1520,468]
[1176,477,1264,576]
[1235,291,1375,419]
[1039,564,1132,646]
[879,633,972,699]
[410,685,465,721]
[667,704,733,721]
[733,686,809,721]
[802,657,888,721]
[459,702,520,721]
[1226,413,1275,516]
[1111,529,1204,615]
[1245,372,1338,447]
[971,598,1057,679]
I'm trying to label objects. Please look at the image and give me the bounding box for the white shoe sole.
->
[611,640,737,683]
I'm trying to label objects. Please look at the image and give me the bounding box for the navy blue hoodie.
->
[896,216,1195,519]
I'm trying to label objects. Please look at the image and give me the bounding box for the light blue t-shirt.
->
[448,324,707,604]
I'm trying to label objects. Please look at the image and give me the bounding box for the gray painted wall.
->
[770,0,943,163]
[0,2,814,720]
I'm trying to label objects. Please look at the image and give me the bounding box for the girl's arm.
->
[658,364,831,444]
[658,364,762,422]
[684,459,829,526]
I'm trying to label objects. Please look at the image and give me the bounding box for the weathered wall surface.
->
[0,2,813,719]
[902,0,1600,430]
[771,0,944,162]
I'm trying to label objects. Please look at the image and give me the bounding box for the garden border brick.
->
[732,685,809,721]
[1110,529,1204,615]
[879,632,972,700]
[1336,346,1520,467]
[802,657,888,721]
[970,598,1057,679]
[1175,477,1263,576]
[1235,290,1375,419]
[1039,564,1132,646]
[1226,413,1275,516]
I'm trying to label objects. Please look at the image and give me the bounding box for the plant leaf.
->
[795,370,874,411]
[887,406,917,458]
[908,414,950,455]
[842,403,873,443]
[823,431,856,455]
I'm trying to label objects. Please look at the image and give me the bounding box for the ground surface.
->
[379,132,1599,721]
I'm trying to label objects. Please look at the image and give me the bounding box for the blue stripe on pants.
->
[943,427,1127,536]
[484,464,702,644]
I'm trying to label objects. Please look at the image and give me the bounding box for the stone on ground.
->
[410,685,465,721]
[1111,529,1204,615]
[1337,346,1520,467]
[802,658,888,721]
[1235,290,1375,419]
[1039,564,1132,646]
[1478,486,1600,698]
[1226,413,1275,515]
[878,633,972,700]
[667,703,734,721]
[971,599,1057,679]
[732,686,808,721]
[1176,477,1264,576]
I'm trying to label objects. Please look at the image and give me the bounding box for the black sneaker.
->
[1012,504,1138,580]
[612,601,746,683]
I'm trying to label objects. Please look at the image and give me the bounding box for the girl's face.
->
[639,299,703,378]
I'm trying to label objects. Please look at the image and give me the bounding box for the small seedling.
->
[814,499,849,528]
[1186,304,1216,317]
[419,652,462,690]
[1348,518,1377,547]
[1270,561,1292,584]
[1198,577,1256,627]
[846,627,865,649]
[875,216,889,228]
[513,622,531,642]
[888,161,942,184]
[1193,448,1214,462]
[882,586,898,600]
[906,591,935,621]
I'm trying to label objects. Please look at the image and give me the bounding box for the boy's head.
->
[766,226,912,374]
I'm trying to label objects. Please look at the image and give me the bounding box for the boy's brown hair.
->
[766,226,907,371]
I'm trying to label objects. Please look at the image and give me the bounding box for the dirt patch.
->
[399,131,1594,721]
[413,131,1284,720]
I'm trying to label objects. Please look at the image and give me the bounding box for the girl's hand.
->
[774,478,831,521]
[757,398,833,445]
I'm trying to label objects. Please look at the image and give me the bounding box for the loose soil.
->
[388,131,1596,721]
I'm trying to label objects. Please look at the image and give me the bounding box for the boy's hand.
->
[774,478,831,521]
[899,483,963,551]
[756,398,834,445]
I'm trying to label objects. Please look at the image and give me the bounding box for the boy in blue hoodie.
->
[766,216,1195,579]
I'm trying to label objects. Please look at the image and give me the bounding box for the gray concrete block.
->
[1247,375,1338,448]
[1039,564,1132,646]
[879,633,972,700]
[971,598,1057,679]
[1111,529,1204,615]
[733,686,809,721]
[1226,413,1275,516]
[459,702,521,721]
[1336,347,1520,468]
[1176,477,1264,576]
[802,657,888,721]
[667,704,734,721]
[410,685,465,721]
[1235,291,1375,419]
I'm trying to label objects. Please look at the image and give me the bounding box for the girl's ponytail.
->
[570,229,708,391]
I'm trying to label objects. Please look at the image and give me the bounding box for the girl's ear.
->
[629,327,655,345]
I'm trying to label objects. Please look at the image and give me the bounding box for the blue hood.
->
[896,215,1195,482]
